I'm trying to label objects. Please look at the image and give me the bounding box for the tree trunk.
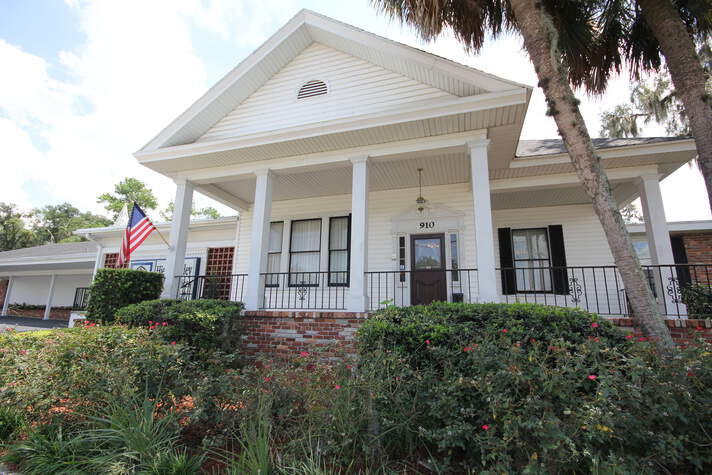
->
[509,0,674,353]
[637,0,712,214]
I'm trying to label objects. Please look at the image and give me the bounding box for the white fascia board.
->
[185,130,488,184]
[140,12,309,153]
[510,138,697,168]
[628,221,712,234]
[74,216,239,237]
[491,165,660,192]
[0,269,93,278]
[135,90,526,164]
[0,255,95,266]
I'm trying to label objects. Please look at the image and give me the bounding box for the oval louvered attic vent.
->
[297,80,328,99]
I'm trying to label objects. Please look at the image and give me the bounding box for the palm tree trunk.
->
[509,0,674,353]
[637,0,712,214]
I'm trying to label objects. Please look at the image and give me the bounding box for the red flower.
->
[162,322,168,326]
[334,384,341,390]
[482,424,490,430]
[170,341,177,346]
[591,322,599,328]
[299,351,309,357]
[264,377,271,382]
[19,350,28,355]
[588,374,597,380]
[594,337,600,343]
[501,329,508,333]
[345,364,352,369]
[148,321,153,325]
[638,337,647,342]
[5,328,14,332]
[395,376,401,381]
[463,346,472,352]
[425,340,430,345]
[696,326,704,331]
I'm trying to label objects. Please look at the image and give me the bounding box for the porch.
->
[151,129,699,319]
[174,263,709,318]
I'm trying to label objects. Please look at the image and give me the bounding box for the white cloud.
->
[0,118,45,209]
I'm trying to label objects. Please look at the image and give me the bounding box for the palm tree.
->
[634,0,712,213]
[371,0,674,351]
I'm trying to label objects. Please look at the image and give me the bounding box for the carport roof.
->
[0,242,97,261]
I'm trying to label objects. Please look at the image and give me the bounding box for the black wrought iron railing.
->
[175,274,247,302]
[365,269,479,311]
[261,272,348,310]
[497,264,711,318]
[72,287,90,310]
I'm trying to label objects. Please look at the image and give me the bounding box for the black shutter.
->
[498,228,516,295]
[671,236,691,288]
[548,225,569,294]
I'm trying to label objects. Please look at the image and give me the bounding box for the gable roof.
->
[0,242,97,262]
[140,9,530,153]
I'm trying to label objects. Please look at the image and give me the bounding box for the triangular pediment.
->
[139,10,530,152]
[198,43,456,142]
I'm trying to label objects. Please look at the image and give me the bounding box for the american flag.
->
[118,204,157,267]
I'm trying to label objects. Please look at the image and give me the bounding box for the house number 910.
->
[419,221,435,229]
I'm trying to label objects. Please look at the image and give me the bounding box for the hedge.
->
[115,299,243,352]
[357,302,712,473]
[85,268,163,323]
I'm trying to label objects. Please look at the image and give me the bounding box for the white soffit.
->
[139,9,530,153]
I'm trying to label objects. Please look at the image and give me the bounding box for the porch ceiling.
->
[195,144,675,209]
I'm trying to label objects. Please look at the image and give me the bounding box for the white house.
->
[130,10,699,318]
[2,10,703,322]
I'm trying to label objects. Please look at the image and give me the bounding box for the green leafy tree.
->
[372,0,673,352]
[98,178,159,219]
[30,203,111,244]
[0,203,37,251]
[600,42,712,138]
[620,203,644,224]
[159,201,221,222]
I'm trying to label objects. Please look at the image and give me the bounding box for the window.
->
[328,216,350,286]
[289,219,321,286]
[398,236,406,283]
[450,233,459,281]
[297,80,327,99]
[265,222,283,287]
[512,228,552,292]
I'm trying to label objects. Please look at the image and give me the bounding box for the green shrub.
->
[86,268,163,323]
[682,283,712,317]
[358,302,712,473]
[0,326,187,426]
[0,406,26,442]
[115,299,243,352]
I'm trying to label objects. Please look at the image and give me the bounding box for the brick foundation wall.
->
[5,307,72,321]
[240,311,712,359]
[683,233,712,265]
[241,311,368,358]
[608,317,712,346]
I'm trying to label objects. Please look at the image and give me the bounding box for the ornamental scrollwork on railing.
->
[296,279,309,302]
[568,277,583,304]
[666,276,682,304]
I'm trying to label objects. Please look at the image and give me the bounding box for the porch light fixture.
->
[416,168,427,213]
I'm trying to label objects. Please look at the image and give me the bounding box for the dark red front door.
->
[411,234,447,305]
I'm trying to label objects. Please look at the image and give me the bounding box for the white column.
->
[44,274,56,320]
[348,156,369,312]
[639,174,674,265]
[245,169,273,310]
[92,245,103,278]
[2,277,13,315]
[469,139,499,303]
[162,180,193,298]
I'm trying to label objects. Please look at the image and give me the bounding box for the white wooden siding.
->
[199,43,454,142]
[234,183,621,311]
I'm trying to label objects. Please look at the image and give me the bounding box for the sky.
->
[0,0,709,222]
